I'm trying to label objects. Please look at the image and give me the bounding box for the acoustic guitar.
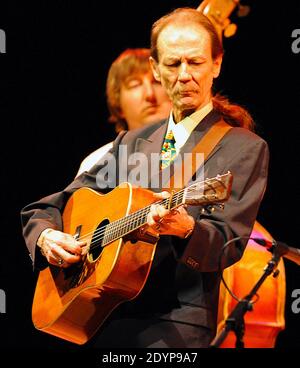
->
[32,172,233,344]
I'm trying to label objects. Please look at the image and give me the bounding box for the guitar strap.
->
[165,118,233,190]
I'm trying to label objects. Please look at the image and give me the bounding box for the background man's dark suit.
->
[21,110,269,348]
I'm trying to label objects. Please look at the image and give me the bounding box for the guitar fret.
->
[103,226,109,245]
[131,212,137,228]
[138,213,145,227]
[116,219,123,239]
[163,198,169,210]
[178,191,184,205]
[171,195,177,209]
[124,218,130,234]
[132,214,138,230]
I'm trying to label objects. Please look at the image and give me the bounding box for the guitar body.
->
[32,183,158,345]
[217,222,286,347]
[31,172,232,344]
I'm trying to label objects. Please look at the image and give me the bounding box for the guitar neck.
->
[102,190,185,246]
[100,172,232,247]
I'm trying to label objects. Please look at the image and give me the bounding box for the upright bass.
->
[197,0,286,348]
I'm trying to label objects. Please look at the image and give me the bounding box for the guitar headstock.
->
[184,171,233,207]
[197,0,250,40]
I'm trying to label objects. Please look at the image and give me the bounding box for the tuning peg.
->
[224,23,237,38]
[201,205,215,215]
[201,207,209,215]
[215,203,225,211]
[237,5,251,17]
[201,203,225,215]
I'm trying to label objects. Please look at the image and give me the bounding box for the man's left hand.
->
[147,191,195,239]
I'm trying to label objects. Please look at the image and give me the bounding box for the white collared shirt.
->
[166,101,213,153]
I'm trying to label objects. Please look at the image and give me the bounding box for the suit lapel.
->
[135,122,167,155]
[131,111,226,190]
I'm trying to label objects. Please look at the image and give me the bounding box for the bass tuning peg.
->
[237,5,251,18]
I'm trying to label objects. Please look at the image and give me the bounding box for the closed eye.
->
[125,79,142,89]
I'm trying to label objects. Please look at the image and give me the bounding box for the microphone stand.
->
[210,247,282,348]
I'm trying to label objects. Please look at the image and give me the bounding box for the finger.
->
[170,205,187,216]
[147,211,156,226]
[147,204,169,226]
[80,244,90,256]
[48,254,60,266]
[156,205,169,219]
[56,235,84,255]
[48,254,69,268]
[153,191,170,199]
[51,243,82,264]
[159,206,187,224]
[62,236,84,255]
[46,230,84,255]
[170,209,179,216]
[147,204,159,225]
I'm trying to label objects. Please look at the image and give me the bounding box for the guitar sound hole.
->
[88,219,109,262]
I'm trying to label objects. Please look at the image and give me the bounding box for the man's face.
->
[150,23,222,122]
[119,71,171,130]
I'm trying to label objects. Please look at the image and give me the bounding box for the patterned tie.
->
[160,130,177,169]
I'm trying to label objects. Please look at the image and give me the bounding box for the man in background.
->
[77,48,172,176]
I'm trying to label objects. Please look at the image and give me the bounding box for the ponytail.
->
[212,93,255,131]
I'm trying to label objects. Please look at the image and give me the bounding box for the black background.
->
[0,0,300,353]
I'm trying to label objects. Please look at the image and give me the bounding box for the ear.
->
[149,56,161,82]
[212,55,223,78]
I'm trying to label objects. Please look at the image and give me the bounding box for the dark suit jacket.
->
[20,110,269,348]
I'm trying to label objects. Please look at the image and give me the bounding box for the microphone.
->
[253,238,300,266]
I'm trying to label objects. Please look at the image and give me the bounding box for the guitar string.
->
[86,194,219,252]
[88,199,187,252]
[89,190,186,247]
[75,186,187,243]
[78,180,221,252]
[75,178,224,252]
[87,193,220,253]
[75,190,188,249]
[88,192,183,250]
[82,184,219,252]
[88,189,218,250]
[96,190,186,245]
[87,184,222,252]
[76,181,205,244]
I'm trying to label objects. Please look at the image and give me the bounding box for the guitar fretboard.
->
[86,172,232,252]
[102,190,185,246]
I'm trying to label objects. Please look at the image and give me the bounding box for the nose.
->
[178,63,192,82]
[143,79,156,101]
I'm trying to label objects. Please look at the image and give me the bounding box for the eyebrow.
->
[164,55,208,62]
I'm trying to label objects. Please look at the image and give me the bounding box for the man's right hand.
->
[37,228,86,268]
